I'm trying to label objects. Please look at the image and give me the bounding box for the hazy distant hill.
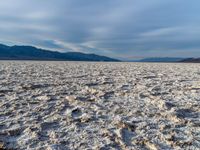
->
[0,44,120,61]
[180,58,200,63]
[139,57,184,62]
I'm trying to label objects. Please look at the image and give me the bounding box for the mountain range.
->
[138,57,184,62]
[0,44,119,61]
[0,43,199,62]
[138,57,200,63]
[179,58,200,63]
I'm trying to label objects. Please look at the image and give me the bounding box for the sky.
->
[0,0,200,59]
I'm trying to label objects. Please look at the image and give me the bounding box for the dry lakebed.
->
[0,61,200,150]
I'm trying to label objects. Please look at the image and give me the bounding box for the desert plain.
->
[0,61,200,150]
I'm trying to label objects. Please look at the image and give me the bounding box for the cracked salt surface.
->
[0,61,200,150]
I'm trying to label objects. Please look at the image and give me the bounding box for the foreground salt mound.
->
[0,61,199,149]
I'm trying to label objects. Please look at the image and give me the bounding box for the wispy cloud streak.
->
[0,0,200,58]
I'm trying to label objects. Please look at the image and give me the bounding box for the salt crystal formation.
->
[0,61,199,150]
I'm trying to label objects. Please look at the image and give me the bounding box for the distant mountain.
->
[139,57,184,62]
[0,44,120,61]
[180,58,200,63]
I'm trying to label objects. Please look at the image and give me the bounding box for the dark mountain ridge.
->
[0,44,120,61]
[138,57,184,62]
[180,58,200,63]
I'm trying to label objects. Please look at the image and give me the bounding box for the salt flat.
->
[0,61,199,150]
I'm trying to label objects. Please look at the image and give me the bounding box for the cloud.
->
[0,0,200,58]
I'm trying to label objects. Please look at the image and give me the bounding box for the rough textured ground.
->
[0,61,200,150]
